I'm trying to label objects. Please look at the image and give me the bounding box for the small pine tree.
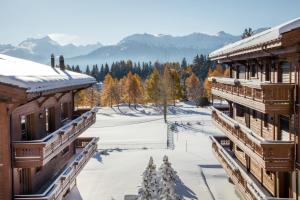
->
[158,156,179,200]
[85,65,91,75]
[181,58,187,69]
[242,28,254,39]
[138,157,160,200]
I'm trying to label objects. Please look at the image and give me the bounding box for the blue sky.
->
[1,0,300,45]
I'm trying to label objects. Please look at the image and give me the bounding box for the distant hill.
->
[0,28,268,66]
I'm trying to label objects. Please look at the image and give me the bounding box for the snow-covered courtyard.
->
[67,103,241,200]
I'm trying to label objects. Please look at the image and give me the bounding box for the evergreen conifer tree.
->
[181,58,187,69]
[158,156,178,200]
[85,65,91,75]
[138,157,160,200]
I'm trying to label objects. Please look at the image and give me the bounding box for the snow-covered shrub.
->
[158,156,179,200]
[138,157,160,200]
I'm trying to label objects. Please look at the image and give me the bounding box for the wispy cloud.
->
[48,33,80,45]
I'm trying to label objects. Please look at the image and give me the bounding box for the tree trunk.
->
[110,95,112,108]
[163,97,167,123]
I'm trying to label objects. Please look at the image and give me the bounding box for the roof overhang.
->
[209,17,300,62]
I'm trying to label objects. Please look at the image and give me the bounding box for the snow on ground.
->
[67,103,241,200]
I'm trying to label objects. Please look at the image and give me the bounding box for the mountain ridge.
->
[0,36,102,64]
[0,28,268,66]
[67,32,241,65]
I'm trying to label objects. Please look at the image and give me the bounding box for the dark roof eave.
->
[26,81,97,100]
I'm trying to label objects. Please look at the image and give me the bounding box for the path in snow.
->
[67,103,240,200]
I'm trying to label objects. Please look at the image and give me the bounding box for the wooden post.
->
[0,102,13,199]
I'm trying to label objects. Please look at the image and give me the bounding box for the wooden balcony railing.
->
[209,77,294,113]
[13,107,98,168]
[14,137,99,200]
[210,107,294,171]
[210,136,295,200]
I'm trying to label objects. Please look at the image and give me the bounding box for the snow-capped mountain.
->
[119,32,239,49]
[67,32,240,65]
[0,36,102,64]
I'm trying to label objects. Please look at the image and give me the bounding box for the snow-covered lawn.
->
[67,103,241,200]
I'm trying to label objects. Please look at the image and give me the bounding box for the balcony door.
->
[265,64,270,81]
[21,114,34,140]
[237,65,246,79]
[278,172,292,198]
[278,62,290,83]
[19,168,31,194]
[278,115,290,141]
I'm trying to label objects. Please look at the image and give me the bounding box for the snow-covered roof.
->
[209,17,300,60]
[0,54,96,93]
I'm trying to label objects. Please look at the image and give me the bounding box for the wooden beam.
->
[37,96,51,107]
[55,93,67,102]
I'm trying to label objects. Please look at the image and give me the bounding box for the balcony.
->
[210,77,294,113]
[211,107,294,171]
[13,107,98,168]
[14,137,99,200]
[210,136,295,200]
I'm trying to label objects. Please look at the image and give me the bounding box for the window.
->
[264,114,269,128]
[238,65,246,79]
[21,114,33,140]
[279,116,290,141]
[253,110,257,120]
[60,102,69,121]
[251,65,256,77]
[45,107,55,133]
[278,61,290,83]
[236,105,245,117]
[21,116,27,140]
[265,64,270,81]
[19,168,30,193]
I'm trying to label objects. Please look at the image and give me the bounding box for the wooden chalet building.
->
[0,54,99,200]
[208,17,300,200]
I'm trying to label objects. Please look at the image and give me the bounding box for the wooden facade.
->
[0,55,98,200]
[209,18,300,200]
